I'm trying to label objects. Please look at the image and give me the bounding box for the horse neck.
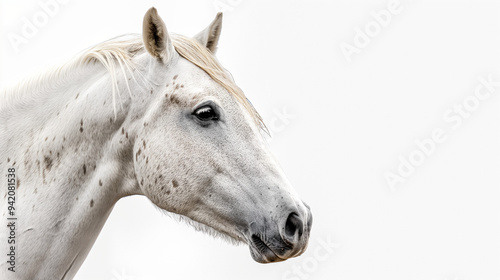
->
[0,61,148,279]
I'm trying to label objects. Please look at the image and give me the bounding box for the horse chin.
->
[248,235,286,264]
[249,246,286,264]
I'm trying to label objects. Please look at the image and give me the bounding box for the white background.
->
[1,1,500,280]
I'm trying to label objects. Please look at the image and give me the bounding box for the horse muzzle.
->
[247,202,313,263]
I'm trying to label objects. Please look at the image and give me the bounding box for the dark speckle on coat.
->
[44,156,53,171]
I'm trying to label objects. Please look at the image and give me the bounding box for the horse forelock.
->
[171,35,268,133]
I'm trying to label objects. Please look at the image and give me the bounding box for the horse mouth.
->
[249,234,286,263]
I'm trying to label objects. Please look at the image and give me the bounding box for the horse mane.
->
[0,33,267,132]
[0,35,143,116]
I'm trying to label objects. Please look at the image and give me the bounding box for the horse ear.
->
[143,7,174,63]
[194,12,223,53]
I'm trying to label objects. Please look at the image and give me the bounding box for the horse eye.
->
[193,105,219,122]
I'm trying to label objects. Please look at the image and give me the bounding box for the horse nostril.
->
[284,212,303,240]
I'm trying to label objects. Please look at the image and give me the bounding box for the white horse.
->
[0,8,312,279]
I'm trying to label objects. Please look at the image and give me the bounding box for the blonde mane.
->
[0,34,267,132]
